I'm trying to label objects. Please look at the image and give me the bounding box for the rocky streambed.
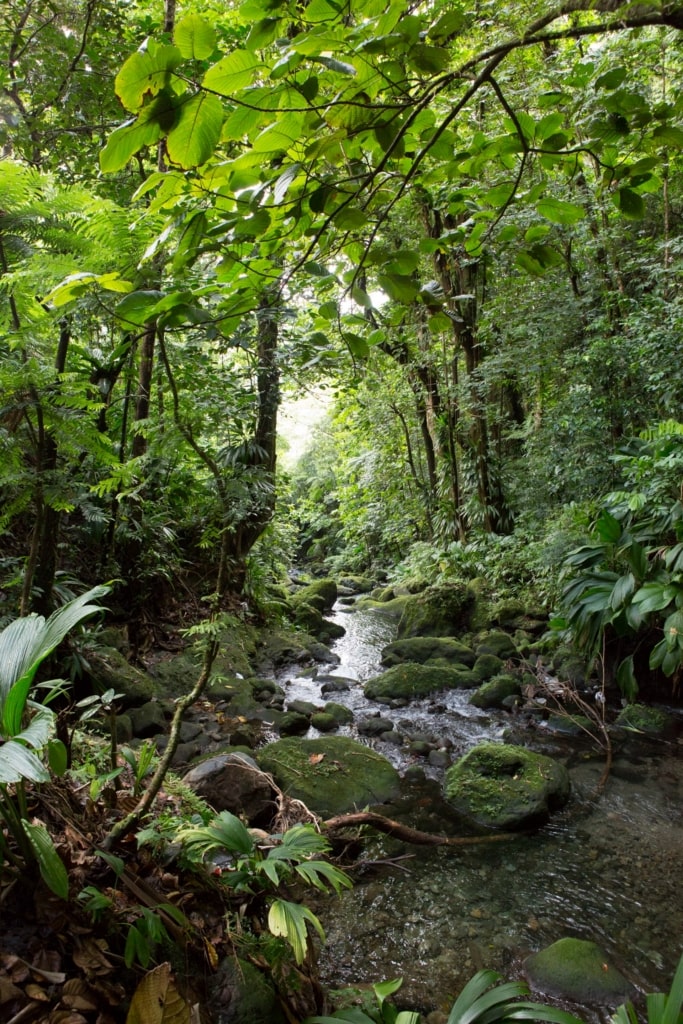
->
[89,579,683,1019]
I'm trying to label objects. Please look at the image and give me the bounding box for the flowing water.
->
[278,601,683,1015]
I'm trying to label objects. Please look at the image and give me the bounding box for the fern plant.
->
[174,811,352,965]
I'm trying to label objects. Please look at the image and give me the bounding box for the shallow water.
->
[280,602,683,1014]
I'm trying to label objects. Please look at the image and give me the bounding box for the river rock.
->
[289,578,338,613]
[472,653,504,681]
[357,715,394,736]
[469,673,521,709]
[87,646,155,707]
[613,703,678,737]
[320,701,353,725]
[475,631,519,660]
[128,700,169,738]
[365,663,478,701]
[444,742,570,830]
[381,637,476,668]
[279,710,311,736]
[311,712,338,732]
[256,736,400,817]
[524,938,634,1003]
[397,584,477,638]
[337,575,375,593]
[182,753,275,825]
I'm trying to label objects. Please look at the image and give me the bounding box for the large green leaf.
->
[267,898,325,964]
[203,50,262,94]
[174,14,216,60]
[613,186,645,220]
[100,95,176,172]
[0,586,109,735]
[22,821,69,899]
[167,92,224,168]
[115,44,183,112]
[0,740,50,784]
[535,197,585,225]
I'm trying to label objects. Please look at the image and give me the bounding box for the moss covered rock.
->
[87,647,155,707]
[397,584,477,639]
[257,736,400,817]
[365,663,478,700]
[472,653,504,681]
[289,578,338,613]
[470,673,521,709]
[338,575,374,593]
[613,703,677,736]
[444,742,570,830]
[311,712,338,732]
[323,701,354,725]
[381,637,476,669]
[475,631,519,660]
[524,938,634,1003]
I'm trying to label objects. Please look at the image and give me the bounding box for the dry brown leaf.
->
[115,795,139,815]
[2,953,29,983]
[309,753,325,765]
[25,983,50,1001]
[89,976,126,1006]
[61,978,98,1012]
[72,938,113,977]
[0,975,24,1004]
[125,963,191,1024]
[48,1010,89,1024]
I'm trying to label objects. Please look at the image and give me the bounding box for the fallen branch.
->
[323,811,521,847]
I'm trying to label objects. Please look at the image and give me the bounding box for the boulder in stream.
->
[381,636,476,668]
[397,583,477,638]
[524,938,634,1004]
[469,673,521,709]
[444,742,570,830]
[365,663,478,701]
[256,736,400,817]
[182,752,276,825]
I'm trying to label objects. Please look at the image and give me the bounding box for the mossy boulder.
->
[613,703,677,737]
[381,637,476,669]
[256,736,400,817]
[472,653,504,681]
[470,673,521,709]
[365,663,478,701]
[475,631,518,660]
[279,711,311,737]
[397,584,476,639]
[337,575,374,593]
[524,938,634,1004]
[444,742,570,830]
[323,701,354,725]
[311,712,338,732]
[289,578,338,614]
[87,647,155,707]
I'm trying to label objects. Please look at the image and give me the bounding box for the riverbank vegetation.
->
[1,0,683,1019]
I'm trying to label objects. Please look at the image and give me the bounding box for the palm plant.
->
[611,952,683,1024]
[175,811,352,965]
[0,584,109,895]
[307,970,585,1024]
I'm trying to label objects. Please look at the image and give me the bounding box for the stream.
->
[278,600,683,1016]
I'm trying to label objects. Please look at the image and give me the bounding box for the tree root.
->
[323,811,521,847]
